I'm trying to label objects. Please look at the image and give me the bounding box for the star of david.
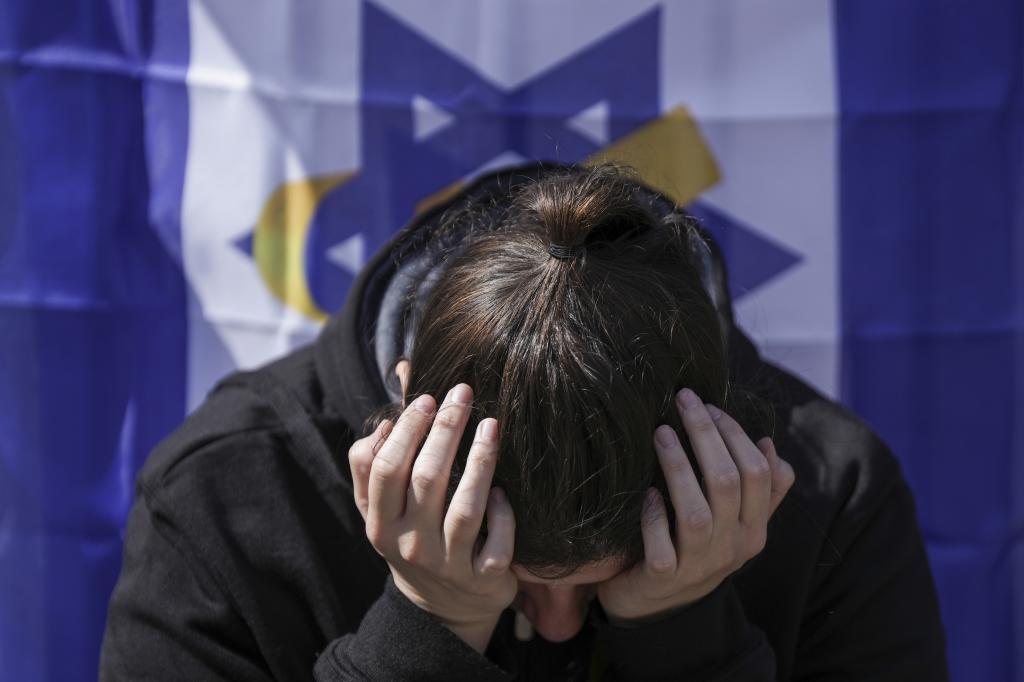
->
[235,1,800,316]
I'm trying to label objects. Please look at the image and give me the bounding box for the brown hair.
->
[369,164,772,576]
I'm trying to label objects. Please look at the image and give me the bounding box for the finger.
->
[758,437,796,515]
[367,394,436,529]
[640,488,677,575]
[443,418,500,560]
[407,384,473,526]
[475,487,515,576]
[350,419,392,520]
[707,405,772,528]
[653,425,712,551]
[676,389,741,523]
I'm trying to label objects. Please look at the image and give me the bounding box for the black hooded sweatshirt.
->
[100,166,949,681]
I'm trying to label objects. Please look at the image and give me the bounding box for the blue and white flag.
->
[0,2,1019,680]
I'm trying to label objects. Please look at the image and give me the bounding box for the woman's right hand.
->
[347,383,517,654]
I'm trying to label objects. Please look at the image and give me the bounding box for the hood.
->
[314,162,744,435]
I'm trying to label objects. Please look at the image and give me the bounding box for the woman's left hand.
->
[597,388,796,624]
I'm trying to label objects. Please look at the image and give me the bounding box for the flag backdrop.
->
[1,2,1021,680]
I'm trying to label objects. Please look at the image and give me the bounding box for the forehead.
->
[510,557,627,585]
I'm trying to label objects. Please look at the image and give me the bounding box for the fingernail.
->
[706,404,723,420]
[412,394,435,414]
[677,388,700,409]
[447,383,472,405]
[478,418,497,442]
[655,425,677,447]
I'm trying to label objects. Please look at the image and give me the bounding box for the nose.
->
[521,584,592,643]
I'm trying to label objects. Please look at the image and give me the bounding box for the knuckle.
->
[396,409,430,434]
[433,405,464,431]
[642,509,666,530]
[397,535,425,564]
[466,450,496,472]
[647,554,675,574]
[681,508,713,533]
[470,439,497,459]
[642,497,666,523]
[409,468,439,497]
[375,439,412,470]
[395,408,420,429]
[347,440,367,461]
[679,512,712,540]
[744,457,772,483]
[348,442,370,463]
[370,455,400,480]
[349,443,372,464]
[480,554,511,574]
[446,503,477,532]
[712,469,741,491]
[364,520,386,548]
[350,456,371,479]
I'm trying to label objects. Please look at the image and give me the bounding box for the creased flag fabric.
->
[0,2,1019,681]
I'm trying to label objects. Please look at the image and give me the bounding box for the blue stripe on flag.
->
[0,3,190,680]
[835,2,1023,680]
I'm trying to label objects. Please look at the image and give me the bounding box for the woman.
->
[100,163,948,680]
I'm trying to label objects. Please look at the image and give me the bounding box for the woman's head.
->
[371,163,770,578]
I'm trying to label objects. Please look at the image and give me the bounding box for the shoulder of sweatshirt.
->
[131,343,367,575]
[763,355,905,524]
[728,327,905,523]
[128,344,384,622]
[137,344,356,494]
[744,351,916,619]
[730,351,920,675]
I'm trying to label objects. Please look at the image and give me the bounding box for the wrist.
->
[601,579,722,625]
[390,577,505,654]
[596,580,760,680]
[440,614,501,654]
[604,598,695,628]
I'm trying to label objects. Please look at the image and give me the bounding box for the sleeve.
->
[102,487,516,682]
[594,579,776,681]
[792,476,949,681]
[99,491,275,682]
[313,575,516,682]
[590,457,948,682]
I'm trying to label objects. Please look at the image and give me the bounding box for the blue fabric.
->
[835,2,1023,680]
[0,2,1019,680]
[306,3,662,313]
[0,2,189,680]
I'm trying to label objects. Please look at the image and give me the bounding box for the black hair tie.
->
[547,242,585,260]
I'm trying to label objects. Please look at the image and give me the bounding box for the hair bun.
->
[518,164,659,256]
[546,242,585,260]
